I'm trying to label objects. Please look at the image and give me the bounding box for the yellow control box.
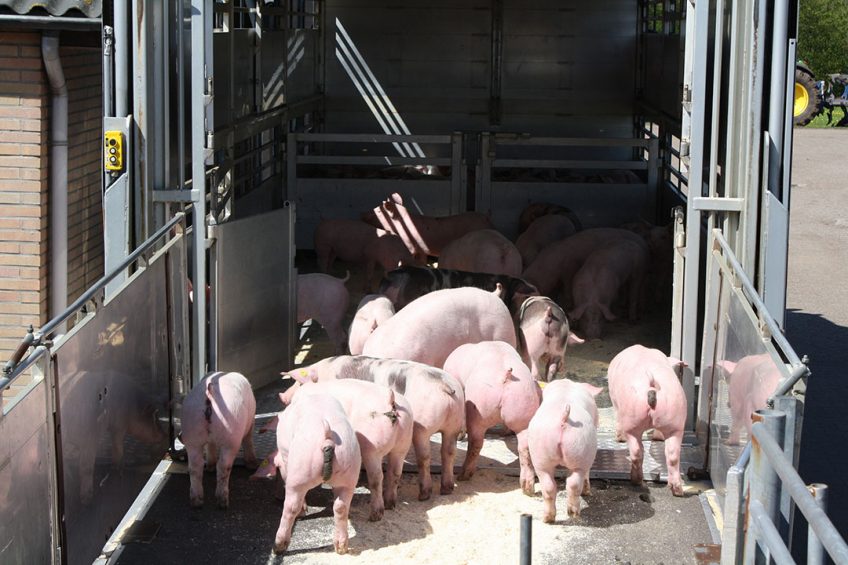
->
[104,131,123,171]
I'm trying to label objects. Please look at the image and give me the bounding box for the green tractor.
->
[793,60,823,126]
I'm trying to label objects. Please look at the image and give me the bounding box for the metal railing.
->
[1,212,186,393]
[736,409,848,564]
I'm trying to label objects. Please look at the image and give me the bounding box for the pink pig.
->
[522,227,645,297]
[516,296,584,381]
[362,192,493,257]
[442,341,542,494]
[314,218,424,291]
[348,294,395,355]
[181,371,258,509]
[607,345,686,496]
[438,229,523,277]
[516,214,579,267]
[297,272,350,353]
[721,354,783,445]
[361,286,517,368]
[280,378,414,521]
[257,394,361,554]
[568,238,650,339]
[281,355,465,501]
[528,379,602,521]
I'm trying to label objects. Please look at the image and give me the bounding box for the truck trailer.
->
[1,0,846,563]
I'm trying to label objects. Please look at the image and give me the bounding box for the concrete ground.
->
[786,128,848,546]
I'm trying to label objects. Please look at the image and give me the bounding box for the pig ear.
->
[278,392,291,406]
[545,360,559,382]
[599,303,617,322]
[567,332,585,345]
[250,450,279,481]
[492,282,505,299]
[390,193,404,205]
[280,371,294,380]
[582,383,604,397]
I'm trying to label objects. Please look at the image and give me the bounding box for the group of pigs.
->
[178,195,689,555]
[305,193,672,350]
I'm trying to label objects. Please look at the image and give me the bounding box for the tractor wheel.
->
[793,67,822,126]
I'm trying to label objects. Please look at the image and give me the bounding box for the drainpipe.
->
[42,33,68,336]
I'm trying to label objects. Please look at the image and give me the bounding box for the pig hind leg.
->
[537,468,558,523]
[440,430,458,495]
[459,407,487,481]
[412,425,434,501]
[332,485,354,554]
[384,445,406,510]
[517,429,536,496]
[214,445,238,509]
[205,442,218,471]
[625,432,645,485]
[273,486,305,554]
[362,448,386,521]
[187,445,206,508]
[565,470,587,517]
[242,424,258,469]
[663,430,684,496]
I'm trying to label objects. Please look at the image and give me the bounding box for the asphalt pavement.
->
[786,127,848,547]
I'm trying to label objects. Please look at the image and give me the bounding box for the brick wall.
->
[0,32,50,363]
[0,35,104,367]
[63,45,103,309]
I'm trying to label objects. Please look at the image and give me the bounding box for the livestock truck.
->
[1,0,846,563]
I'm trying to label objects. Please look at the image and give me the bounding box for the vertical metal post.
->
[177,0,186,193]
[744,410,786,564]
[807,483,828,565]
[450,132,463,215]
[774,395,802,543]
[645,138,659,223]
[190,0,211,385]
[520,513,531,565]
[476,133,492,214]
[680,0,711,430]
[766,0,789,200]
[114,0,129,118]
[286,132,297,203]
[695,237,722,445]
[721,458,748,564]
[489,0,503,125]
[103,25,115,194]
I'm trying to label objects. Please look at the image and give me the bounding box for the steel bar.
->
[36,213,184,339]
[749,500,795,565]
[751,423,848,562]
[0,345,49,391]
[295,132,452,144]
[808,484,828,565]
[0,14,100,30]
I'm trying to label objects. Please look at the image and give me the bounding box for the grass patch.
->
[803,106,846,127]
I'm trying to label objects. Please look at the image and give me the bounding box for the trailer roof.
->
[0,0,100,18]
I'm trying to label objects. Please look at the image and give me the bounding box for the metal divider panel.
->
[215,206,295,388]
[53,256,171,565]
[0,380,53,564]
[709,289,785,507]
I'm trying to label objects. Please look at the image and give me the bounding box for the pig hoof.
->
[273,540,290,555]
[334,540,349,555]
[216,496,229,510]
[457,471,473,482]
[440,483,454,495]
[369,508,384,522]
[670,484,684,497]
[190,496,203,508]
[418,488,432,501]
[384,499,396,510]
[543,513,556,524]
